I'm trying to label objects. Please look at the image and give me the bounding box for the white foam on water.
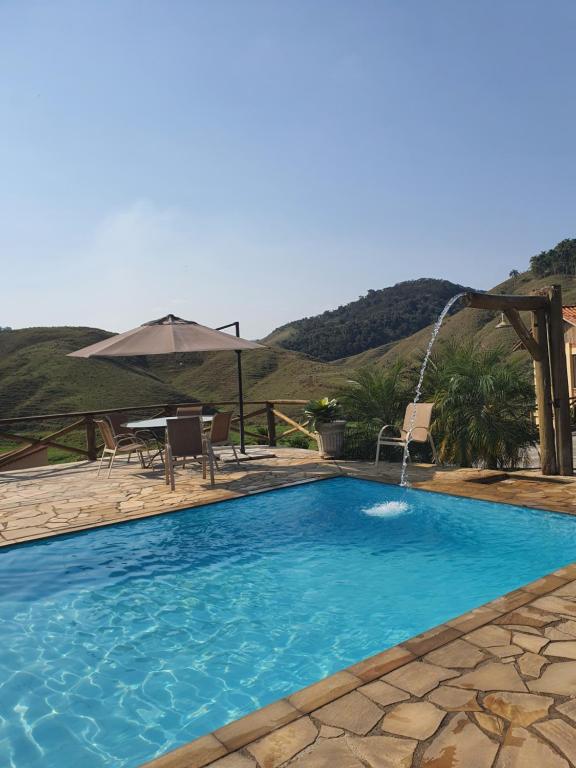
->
[363,501,410,517]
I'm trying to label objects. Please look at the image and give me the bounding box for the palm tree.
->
[423,340,536,468]
[339,361,410,426]
[337,361,412,460]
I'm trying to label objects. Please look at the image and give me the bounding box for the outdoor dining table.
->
[125,416,214,430]
[124,415,214,469]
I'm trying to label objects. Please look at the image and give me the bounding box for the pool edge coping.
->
[138,471,576,768]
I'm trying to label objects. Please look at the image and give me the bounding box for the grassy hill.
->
[264,278,473,361]
[0,327,352,419]
[0,327,191,417]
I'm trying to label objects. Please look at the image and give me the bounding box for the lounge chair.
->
[165,416,215,491]
[95,418,149,478]
[176,405,203,417]
[106,412,163,465]
[208,412,240,466]
[375,403,437,468]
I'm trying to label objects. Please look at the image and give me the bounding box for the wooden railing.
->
[0,400,316,470]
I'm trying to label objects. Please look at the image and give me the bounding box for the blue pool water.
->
[1,477,576,767]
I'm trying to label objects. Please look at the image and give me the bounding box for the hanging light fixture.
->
[495,311,511,329]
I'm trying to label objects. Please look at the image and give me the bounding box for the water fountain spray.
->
[399,293,465,487]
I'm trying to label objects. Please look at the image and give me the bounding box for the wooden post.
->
[85,415,97,461]
[266,402,277,447]
[532,309,557,475]
[547,285,573,475]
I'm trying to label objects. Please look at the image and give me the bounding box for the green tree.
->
[423,341,536,468]
[530,239,576,277]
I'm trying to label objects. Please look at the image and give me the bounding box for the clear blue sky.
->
[2,0,575,337]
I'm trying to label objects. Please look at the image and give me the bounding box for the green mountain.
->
[264,278,473,361]
[347,271,576,371]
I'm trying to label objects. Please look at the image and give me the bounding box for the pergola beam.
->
[463,292,549,311]
[503,309,543,362]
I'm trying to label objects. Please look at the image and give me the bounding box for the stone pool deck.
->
[3,449,576,766]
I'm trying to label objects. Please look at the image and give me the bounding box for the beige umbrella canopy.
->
[68,314,264,452]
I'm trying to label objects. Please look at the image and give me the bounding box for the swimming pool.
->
[1,476,576,767]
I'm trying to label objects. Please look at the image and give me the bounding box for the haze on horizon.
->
[2,0,575,338]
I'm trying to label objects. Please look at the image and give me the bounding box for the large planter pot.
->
[315,420,347,459]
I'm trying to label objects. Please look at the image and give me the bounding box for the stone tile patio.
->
[3,449,576,767]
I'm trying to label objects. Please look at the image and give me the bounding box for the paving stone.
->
[551,580,576,598]
[495,726,569,767]
[318,726,343,739]
[357,680,409,708]
[288,737,363,768]
[473,712,506,737]
[288,671,360,713]
[421,712,499,768]
[215,700,300,751]
[147,734,227,768]
[427,685,482,711]
[382,661,458,697]
[313,691,383,735]
[511,632,548,653]
[532,595,576,618]
[464,625,511,648]
[488,589,534,612]
[347,646,415,683]
[450,661,528,692]
[502,624,543,636]
[556,698,576,724]
[522,575,568,595]
[517,652,548,678]
[345,734,417,768]
[544,626,576,641]
[424,638,488,669]
[544,641,576,659]
[494,606,557,628]
[403,625,461,656]
[534,719,576,765]
[208,754,256,768]
[483,691,553,726]
[554,619,576,637]
[446,606,502,633]
[528,660,576,696]
[487,644,524,659]
[380,701,445,740]
[246,717,317,768]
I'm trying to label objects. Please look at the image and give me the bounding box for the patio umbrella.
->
[68,314,264,452]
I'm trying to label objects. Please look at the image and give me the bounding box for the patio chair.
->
[176,405,203,417]
[165,416,215,491]
[375,403,438,469]
[208,411,241,467]
[95,418,149,478]
[106,412,164,466]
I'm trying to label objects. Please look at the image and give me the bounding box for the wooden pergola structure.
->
[463,285,573,476]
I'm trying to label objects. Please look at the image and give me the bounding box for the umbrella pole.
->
[215,320,248,454]
[236,350,246,454]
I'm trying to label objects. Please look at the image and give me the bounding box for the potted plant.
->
[304,397,347,459]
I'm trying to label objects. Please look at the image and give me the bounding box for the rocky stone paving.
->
[0,448,340,546]
[4,452,576,767]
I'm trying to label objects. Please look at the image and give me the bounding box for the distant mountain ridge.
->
[3,261,576,421]
[264,278,473,361]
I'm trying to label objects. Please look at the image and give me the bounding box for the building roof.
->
[563,306,576,326]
